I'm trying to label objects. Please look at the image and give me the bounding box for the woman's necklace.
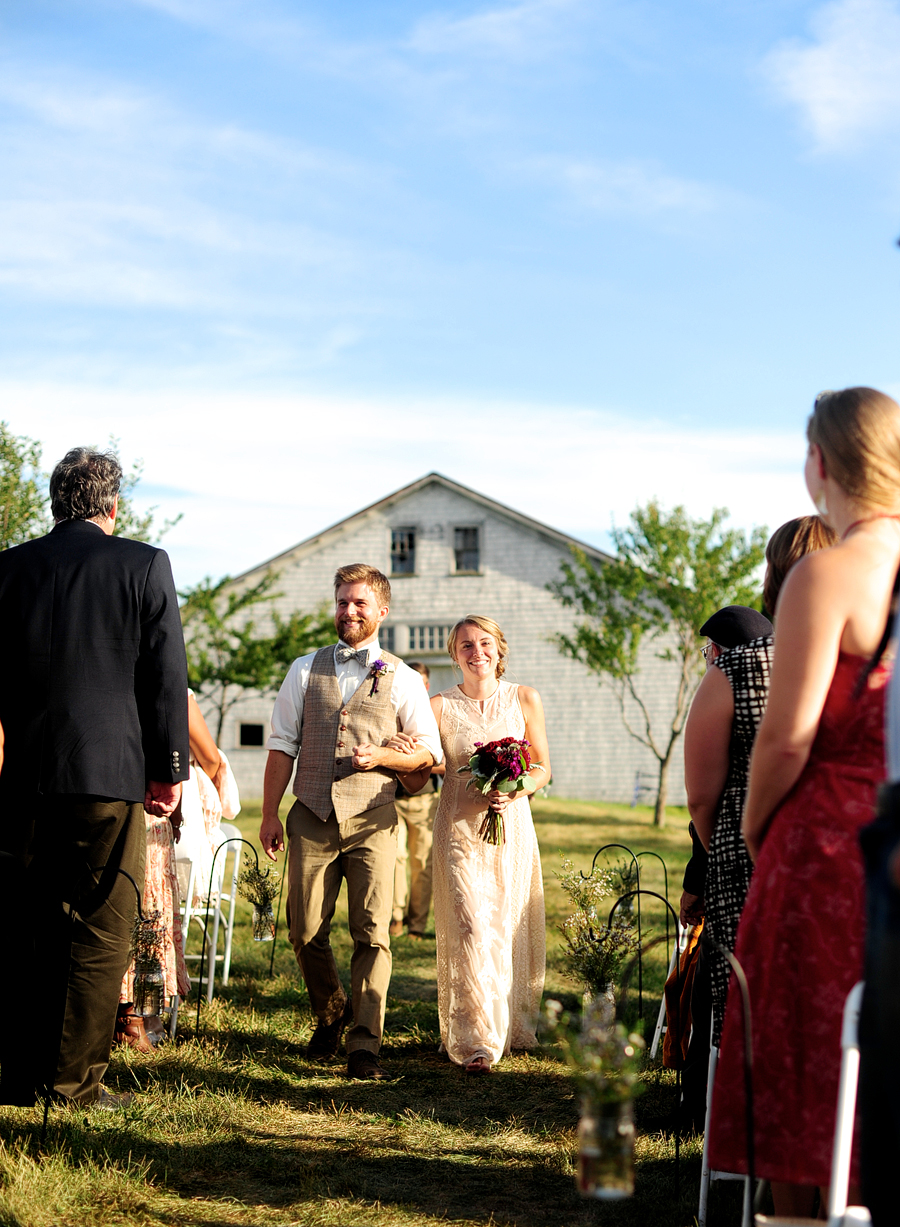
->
[841,514,900,541]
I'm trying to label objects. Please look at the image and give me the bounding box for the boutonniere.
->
[368,658,395,696]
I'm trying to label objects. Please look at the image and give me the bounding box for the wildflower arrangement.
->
[238,858,280,941]
[368,658,395,697]
[131,909,165,967]
[237,859,279,910]
[556,857,641,997]
[542,997,645,1105]
[457,736,541,845]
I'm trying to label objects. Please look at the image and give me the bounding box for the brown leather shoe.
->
[347,1050,392,1080]
[306,998,353,1061]
[113,1003,153,1054]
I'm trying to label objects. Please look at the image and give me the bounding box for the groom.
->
[259,563,441,1079]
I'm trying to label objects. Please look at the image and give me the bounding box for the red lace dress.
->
[709,651,890,1187]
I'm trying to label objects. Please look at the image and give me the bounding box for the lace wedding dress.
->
[433,682,546,1066]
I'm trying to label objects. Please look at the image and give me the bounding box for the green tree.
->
[550,501,767,827]
[180,572,334,741]
[0,426,178,548]
[0,423,50,549]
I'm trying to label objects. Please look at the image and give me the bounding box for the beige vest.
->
[295,645,401,824]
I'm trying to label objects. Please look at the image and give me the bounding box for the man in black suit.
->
[0,447,190,1107]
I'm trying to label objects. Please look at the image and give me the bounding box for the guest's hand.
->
[259,814,285,861]
[385,732,418,756]
[353,743,384,770]
[145,780,181,817]
[679,891,704,927]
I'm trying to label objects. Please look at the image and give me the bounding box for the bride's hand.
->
[486,788,514,811]
[384,732,419,755]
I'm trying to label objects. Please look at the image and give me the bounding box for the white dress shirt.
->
[266,641,443,767]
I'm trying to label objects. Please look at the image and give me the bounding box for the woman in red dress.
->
[709,387,900,1218]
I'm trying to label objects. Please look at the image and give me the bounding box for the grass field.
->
[0,798,748,1227]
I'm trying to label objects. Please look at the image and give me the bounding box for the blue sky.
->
[2,0,900,586]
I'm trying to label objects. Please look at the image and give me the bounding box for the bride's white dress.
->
[433,682,546,1066]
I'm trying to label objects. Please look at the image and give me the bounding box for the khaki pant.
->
[392,791,436,934]
[285,799,396,1054]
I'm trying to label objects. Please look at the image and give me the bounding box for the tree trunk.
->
[653,755,670,828]
[216,683,227,744]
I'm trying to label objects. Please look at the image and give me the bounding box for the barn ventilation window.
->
[454,527,480,572]
[391,528,416,574]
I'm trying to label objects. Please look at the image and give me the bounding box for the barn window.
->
[240,723,265,747]
[454,526,480,572]
[391,528,416,574]
[408,625,453,652]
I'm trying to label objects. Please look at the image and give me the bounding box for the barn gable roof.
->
[233,471,613,584]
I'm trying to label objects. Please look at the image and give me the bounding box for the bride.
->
[396,615,550,1074]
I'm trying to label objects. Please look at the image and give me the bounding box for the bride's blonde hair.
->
[808,387,900,509]
[447,615,509,679]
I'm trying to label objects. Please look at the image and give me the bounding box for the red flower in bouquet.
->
[457,736,542,845]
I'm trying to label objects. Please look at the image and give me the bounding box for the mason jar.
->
[576,1097,635,1199]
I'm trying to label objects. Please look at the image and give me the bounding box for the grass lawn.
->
[0,798,747,1227]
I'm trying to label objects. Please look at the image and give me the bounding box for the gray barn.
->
[206,473,688,805]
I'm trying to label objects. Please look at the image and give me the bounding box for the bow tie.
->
[335,645,370,667]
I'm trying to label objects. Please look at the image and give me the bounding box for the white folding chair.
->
[178,822,242,1004]
[650,919,690,1059]
[699,1030,753,1227]
[205,822,242,1002]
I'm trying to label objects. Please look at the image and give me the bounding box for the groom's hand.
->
[352,742,383,770]
[259,814,285,861]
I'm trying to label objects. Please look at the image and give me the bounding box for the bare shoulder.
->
[776,542,847,615]
[516,684,543,712]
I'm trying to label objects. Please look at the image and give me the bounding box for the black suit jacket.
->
[0,520,190,803]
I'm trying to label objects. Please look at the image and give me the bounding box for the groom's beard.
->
[336,613,380,646]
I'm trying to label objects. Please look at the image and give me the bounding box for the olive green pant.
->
[0,795,145,1105]
[285,799,397,1054]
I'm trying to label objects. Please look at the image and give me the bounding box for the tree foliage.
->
[0,423,50,550]
[550,501,767,826]
[0,424,178,548]
[180,572,334,741]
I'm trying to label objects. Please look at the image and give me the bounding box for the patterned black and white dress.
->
[706,634,774,1045]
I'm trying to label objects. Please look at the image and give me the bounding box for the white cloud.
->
[522,155,726,216]
[408,0,579,59]
[763,0,900,151]
[0,65,383,312]
[2,381,811,589]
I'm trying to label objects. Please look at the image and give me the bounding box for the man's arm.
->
[135,549,190,787]
[260,749,294,861]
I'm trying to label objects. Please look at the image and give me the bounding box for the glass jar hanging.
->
[130,910,167,1016]
[577,1096,635,1199]
[252,903,276,942]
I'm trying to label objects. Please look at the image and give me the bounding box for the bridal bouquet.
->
[457,736,540,845]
